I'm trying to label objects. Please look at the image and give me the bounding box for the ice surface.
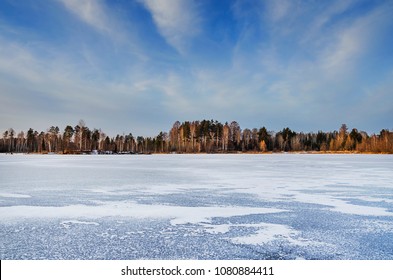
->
[0,203,286,224]
[229,222,319,246]
[0,154,393,259]
[0,193,31,198]
[60,220,99,229]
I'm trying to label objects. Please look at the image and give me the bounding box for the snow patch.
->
[230,222,323,247]
[204,224,231,234]
[290,193,393,217]
[0,202,287,225]
[0,193,31,198]
[60,220,99,229]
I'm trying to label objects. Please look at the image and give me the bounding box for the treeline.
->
[1,120,392,154]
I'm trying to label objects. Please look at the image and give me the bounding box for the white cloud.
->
[0,39,43,84]
[265,0,292,22]
[320,26,363,74]
[57,0,114,33]
[138,0,200,54]
[312,0,355,32]
[0,35,134,132]
[355,70,393,128]
[319,4,392,77]
[255,1,393,85]
[195,0,393,131]
[56,0,133,45]
[1,0,392,135]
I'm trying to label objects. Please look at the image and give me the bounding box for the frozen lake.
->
[1,154,392,259]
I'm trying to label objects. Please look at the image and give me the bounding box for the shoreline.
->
[1,151,392,155]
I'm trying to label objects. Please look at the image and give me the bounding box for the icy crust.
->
[2,215,392,260]
[0,202,286,224]
[0,193,31,198]
[0,154,393,259]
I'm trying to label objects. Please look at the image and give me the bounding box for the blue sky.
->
[1,0,392,137]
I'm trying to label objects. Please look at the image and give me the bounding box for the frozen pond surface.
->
[0,154,392,259]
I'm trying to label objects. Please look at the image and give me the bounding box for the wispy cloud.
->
[0,0,392,135]
[138,0,200,54]
[0,29,190,136]
[0,39,43,84]
[189,0,393,131]
[56,0,138,47]
[0,34,134,132]
[311,0,355,33]
[265,0,292,22]
[56,0,112,34]
[321,4,392,74]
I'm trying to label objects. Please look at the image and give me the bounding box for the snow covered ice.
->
[0,154,393,259]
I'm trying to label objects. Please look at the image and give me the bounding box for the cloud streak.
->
[139,0,200,54]
[0,0,392,136]
[57,0,112,34]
